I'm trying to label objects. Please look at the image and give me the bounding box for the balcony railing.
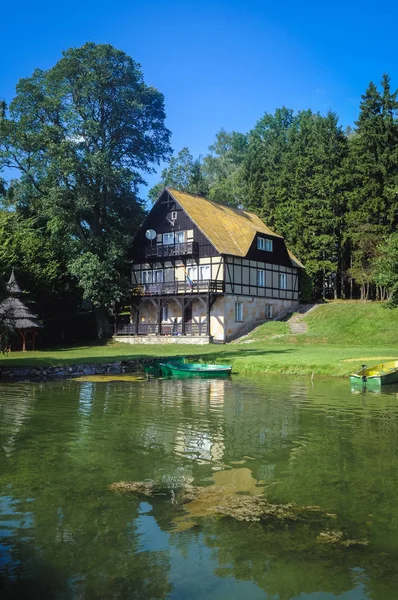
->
[145,241,199,259]
[132,279,224,296]
[115,322,208,336]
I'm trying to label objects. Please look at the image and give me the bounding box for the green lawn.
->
[1,301,397,377]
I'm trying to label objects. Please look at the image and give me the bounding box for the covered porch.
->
[114,293,218,343]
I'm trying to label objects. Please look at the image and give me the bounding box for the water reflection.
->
[1,376,398,598]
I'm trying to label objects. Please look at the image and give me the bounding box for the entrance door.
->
[184,303,192,334]
[185,304,192,322]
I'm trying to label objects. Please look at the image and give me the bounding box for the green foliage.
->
[69,249,129,308]
[149,129,248,207]
[242,109,349,298]
[148,147,208,203]
[0,209,94,346]
[348,224,381,300]
[243,107,295,220]
[345,75,398,296]
[148,74,398,302]
[373,232,398,303]
[299,270,313,303]
[202,129,248,207]
[0,211,64,289]
[0,43,171,337]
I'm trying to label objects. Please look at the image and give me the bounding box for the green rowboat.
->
[350,360,398,386]
[144,364,162,378]
[159,361,232,378]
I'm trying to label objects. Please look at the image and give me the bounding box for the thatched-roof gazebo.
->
[0,269,43,351]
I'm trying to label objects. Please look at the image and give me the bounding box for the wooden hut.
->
[0,269,43,351]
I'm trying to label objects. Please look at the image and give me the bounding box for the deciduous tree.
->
[148,147,208,203]
[0,43,172,337]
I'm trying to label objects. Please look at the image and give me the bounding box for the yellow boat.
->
[350,361,398,386]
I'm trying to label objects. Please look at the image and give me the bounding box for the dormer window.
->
[258,237,273,252]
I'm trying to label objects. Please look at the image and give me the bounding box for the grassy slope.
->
[1,302,397,376]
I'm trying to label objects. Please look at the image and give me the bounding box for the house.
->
[114,188,303,344]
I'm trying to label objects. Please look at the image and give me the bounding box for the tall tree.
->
[148,147,208,203]
[243,107,295,222]
[0,43,171,337]
[288,111,349,298]
[243,108,348,298]
[202,129,248,207]
[373,232,398,302]
[347,75,398,231]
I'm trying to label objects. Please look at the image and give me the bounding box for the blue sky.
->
[1,0,397,200]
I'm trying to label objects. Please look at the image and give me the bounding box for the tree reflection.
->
[2,376,398,598]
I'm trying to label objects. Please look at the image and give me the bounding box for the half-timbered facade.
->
[115,188,303,344]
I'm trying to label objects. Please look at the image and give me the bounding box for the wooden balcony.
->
[145,241,199,259]
[115,322,207,336]
[132,279,224,296]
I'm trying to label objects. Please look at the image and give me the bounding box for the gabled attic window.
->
[257,237,273,252]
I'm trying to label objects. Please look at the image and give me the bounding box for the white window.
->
[200,265,211,280]
[257,269,265,287]
[187,266,198,281]
[235,302,243,322]
[279,273,287,289]
[171,211,177,221]
[161,303,168,321]
[257,237,266,250]
[153,270,163,283]
[257,237,273,252]
[142,270,152,284]
[164,268,174,282]
[265,304,273,319]
[175,231,185,244]
[163,232,174,245]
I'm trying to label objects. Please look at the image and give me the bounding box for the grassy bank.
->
[1,302,397,377]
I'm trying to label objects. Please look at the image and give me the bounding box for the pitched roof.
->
[7,269,22,296]
[167,188,282,257]
[288,249,304,269]
[166,189,303,267]
[0,297,43,330]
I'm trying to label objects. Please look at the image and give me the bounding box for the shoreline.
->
[0,345,394,381]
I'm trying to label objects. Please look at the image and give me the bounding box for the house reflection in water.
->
[173,379,227,465]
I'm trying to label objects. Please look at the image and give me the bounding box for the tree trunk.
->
[94,306,112,339]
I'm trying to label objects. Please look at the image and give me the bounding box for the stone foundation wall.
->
[0,359,152,380]
[224,296,299,342]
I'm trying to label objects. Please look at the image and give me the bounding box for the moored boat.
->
[159,361,232,378]
[144,364,162,378]
[350,361,398,386]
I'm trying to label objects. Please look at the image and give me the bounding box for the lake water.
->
[1,374,398,599]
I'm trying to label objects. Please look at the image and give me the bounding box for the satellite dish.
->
[145,229,156,240]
